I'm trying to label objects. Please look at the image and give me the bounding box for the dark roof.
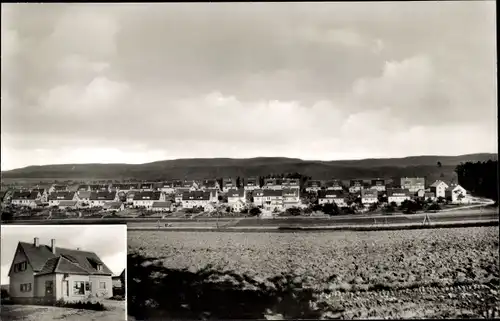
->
[307,180,322,187]
[52,185,67,191]
[318,190,345,198]
[19,242,114,276]
[350,179,363,186]
[114,183,140,190]
[77,185,89,190]
[103,202,123,209]
[48,191,75,201]
[90,191,116,201]
[263,190,282,197]
[12,191,39,200]
[58,200,77,206]
[227,188,244,198]
[361,189,378,197]
[371,179,385,185]
[182,191,210,201]
[324,180,342,187]
[282,189,299,196]
[244,177,258,185]
[77,191,91,199]
[140,183,154,188]
[387,188,411,197]
[152,201,172,208]
[32,188,46,194]
[133,191,162,200]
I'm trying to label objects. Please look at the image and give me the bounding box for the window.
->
[85,281,91,291]
[45,281,53,295]
[74,281,85,295]
[20,283,32,292]
[99,282,106,289]
[14,261,27,273]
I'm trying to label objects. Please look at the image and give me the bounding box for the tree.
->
[369,202,379,212]
[437,161,442,168]
[312,204,323,212]
[455,160,498,202]
[322,202,340,216]
[249,207,261,216]
[285,207,301,216]
[236,177,241,188]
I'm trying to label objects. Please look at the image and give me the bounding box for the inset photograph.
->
[1,225,127,321]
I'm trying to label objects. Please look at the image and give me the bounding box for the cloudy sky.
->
[1,2,497,171]
[0,225,126,284]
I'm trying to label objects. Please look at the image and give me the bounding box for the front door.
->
[45,280,54,297]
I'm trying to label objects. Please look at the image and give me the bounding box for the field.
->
[0,300,126,321]
[128,227,499,319]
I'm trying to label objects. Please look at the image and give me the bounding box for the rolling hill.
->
[0,154,496,183]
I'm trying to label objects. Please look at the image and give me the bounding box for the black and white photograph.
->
[1,1,498,320]
[0,225,127,321]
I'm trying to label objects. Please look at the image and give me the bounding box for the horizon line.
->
[1,152,497,172]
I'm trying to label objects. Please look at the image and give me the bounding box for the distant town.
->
[0,175,486,220]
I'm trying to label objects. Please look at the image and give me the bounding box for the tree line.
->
[455,160,498,203]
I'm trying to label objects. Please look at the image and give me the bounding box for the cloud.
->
[0,2,497,170]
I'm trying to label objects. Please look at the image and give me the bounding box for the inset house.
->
[8,238,113,304]
[429,180,449,199]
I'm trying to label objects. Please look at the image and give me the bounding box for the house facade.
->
[48,192,77,207]
[400,177,426,193]
[151,201,173,212]
[227,188,246,211]
[201,179,220,191]
[324,180,343,191]
[262,178,283,190]
[181,191,211,209]
[89,184,110,192]
[253,190,265,207]
[349,180,364,193]
[370,179,386,192]
[282,188,300,209]
[387,188,411,205]
[132,192,165,209]
[361,189,378,205]
[159,181,176,194]
[89,191,118,208]
[305,180,322,193]
[445,185,468,204]
[318,190,347,207]
[112,183,140,193]
[429,180,449,199]
[262,190,283,212]
[48,185,68,194]
[221,178,236,193]
[243,177,260,191]
[8,238,113,304]
[282,179,300,190]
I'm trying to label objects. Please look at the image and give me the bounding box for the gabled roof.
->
[58,200,77,206]
[182,191,210,201]
[37,256,89,276]
[52,185,67,191]
[324,180,342,187]
[227,188,245,198]
[318,190,345,198]
[90,191,116,201]
[430,180,449,188]
[152,201,172,208]
[282,189,299,196]
[12,191,39,200]
[306,180,322,187]
[77,191,91,199]
[244,177,258,185]
[48,191,75,201]
[361,189,378,198]
[387,188,411,197]
[263,190,282,197]
[77,185,90,190]
[133,191,162,201]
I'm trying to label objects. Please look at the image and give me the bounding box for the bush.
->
[285,207,301,216]
[249,207,261,216]
[427,202,441,211]
[322,203,340,216]
[54,299,106,311]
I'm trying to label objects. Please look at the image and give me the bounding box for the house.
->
[415,189,426,198]
[112,269,125,290]
[182,180,199,192]
[11,191,41,207]
[112,183,140,193]
[181,191,211,209]
[133,192,165,209]
[262,178,283,190]
[139,183,155,191]
[349,180,364,193]
[282,188,300,209]
[48,185,67,194]
[318,190,347,207]
[424,192,436,201]
[48,192,77,207]
[201,179,220,191]
[89,191,118,208]
[400,177,425,193]
[8,238,113,304]
[151,201,173,212]
[102,202,124,212]
[282,178,300,190]
[387,188,411,205]
[361,189,378,206]
[174,192,183,204]
[89,184,110,192]
[172,180,185,192]
[253,190,265,207]
[445,184,469,204]
[31,189,48,202]
[76,185,90,192]
[58,200,78,210]
[324,180,343,191]
[429,180,449,199]
[370,179,386,192]
[227,188,246,211]
[243,177,260,191]
[262,189,283,212]
[221,178,236,193]
[158,181,175,194]
[204,188,219,203]
[305,180,322,193]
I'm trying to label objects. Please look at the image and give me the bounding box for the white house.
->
[305,180,322,193]
[89,184,110,192]
[201,179,220,191]
[112,183,140,193]
[243,177,260,191]
[181,191,211,209]
[133,192,165,209]
[400,177,426,193]
[139,183,155,191]
[151,201,173,212]
[318,190,347,207]
[58,200,78,210]
[204,188,219,203]
[11,191,41,207]
[182,180,199,191]
[445,184,468,204]
[324,180,343,191]
[262,178,283,190]
[227,188,246,211]
[282,188,300,209]
[361,189,378,206]
[282,179,300,190]
[32,189,48,203]
[262,189,283,212]
[89,191,118,208]
[387,188,411,205]
[349,180,364,193]
[221,178,236,193]
[76,191,91,205]
[429,180,449,199]
[253,190,265,207]
[48,185,67,194]
[48,192,77,207]
[370,179,386,192]
[159,181,175,194]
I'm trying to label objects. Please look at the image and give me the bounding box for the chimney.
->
[34,237,39,247]
[51,239,56,254]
